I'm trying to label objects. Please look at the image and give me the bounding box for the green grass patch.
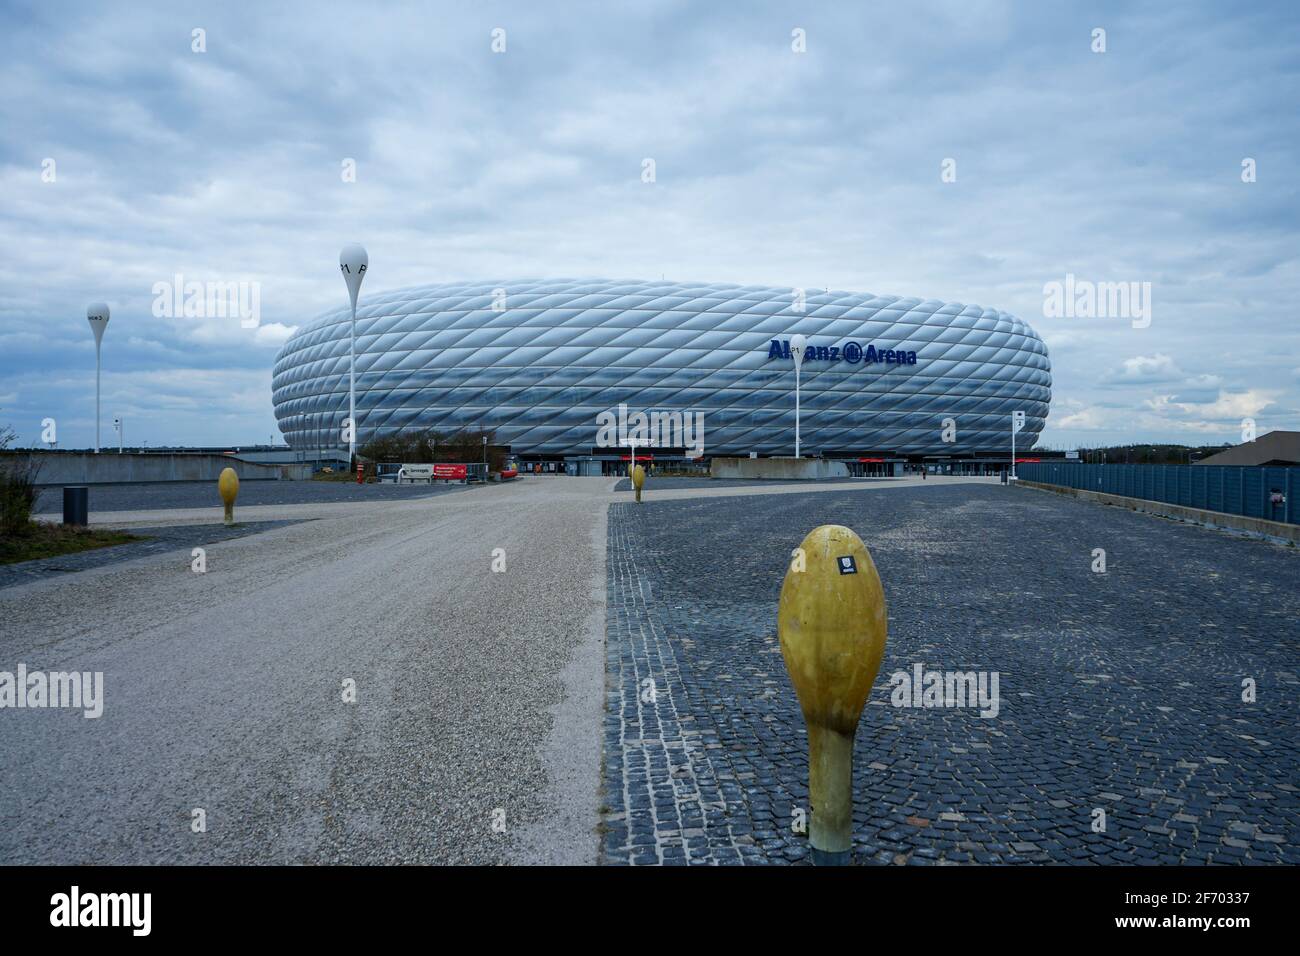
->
[0,522,141,565]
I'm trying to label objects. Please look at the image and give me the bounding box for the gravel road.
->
[0,477,611,864]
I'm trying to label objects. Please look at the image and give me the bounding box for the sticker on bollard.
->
[778,524,888,865]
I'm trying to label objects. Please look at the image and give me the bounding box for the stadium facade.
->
[271,279,1051,467]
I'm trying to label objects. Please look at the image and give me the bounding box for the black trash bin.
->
[62,486,89,526]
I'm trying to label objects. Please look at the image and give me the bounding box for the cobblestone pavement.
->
[0,521,301,590]
[601,483,1300,865]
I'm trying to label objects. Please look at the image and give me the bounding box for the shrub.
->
[0,424,40,536]
[360,427,506,471]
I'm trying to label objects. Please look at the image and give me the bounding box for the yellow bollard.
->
[218,467,239,526]
[632,463,646,504]
[778,524,888,865]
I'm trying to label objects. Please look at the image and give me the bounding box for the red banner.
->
[432,463,467,479]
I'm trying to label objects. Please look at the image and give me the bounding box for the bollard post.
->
[632,463,646,503]
[62,486,89,527]
[778,524,888,865]
[218,467,239,526]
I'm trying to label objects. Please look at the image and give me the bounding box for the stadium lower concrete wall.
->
[709,456,850,480]
[17,452,309,485]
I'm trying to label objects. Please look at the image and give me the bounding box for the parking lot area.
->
[602,482,1300,864]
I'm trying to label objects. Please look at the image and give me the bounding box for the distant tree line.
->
[1066,443,1230,465]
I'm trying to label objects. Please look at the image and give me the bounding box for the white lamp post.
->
[86,303,110,453]
[1011,409,1026,480]
[789,333,807,458]
[339,244,369,462]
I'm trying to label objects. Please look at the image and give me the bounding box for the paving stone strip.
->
[603,515,759,864]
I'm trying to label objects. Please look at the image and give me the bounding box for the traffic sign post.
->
[1011,410,1026,480]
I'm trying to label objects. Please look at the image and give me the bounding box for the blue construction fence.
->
[1017,462,1299,526]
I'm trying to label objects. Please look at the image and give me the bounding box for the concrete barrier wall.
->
[1018,461,1298,525]
[710,457,850,480]
[13,452,309,485]
[1017,479,1300,545]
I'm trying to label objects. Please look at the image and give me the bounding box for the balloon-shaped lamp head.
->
[87,302,111,346]
[789,333,807,371]
[339,244,368,310]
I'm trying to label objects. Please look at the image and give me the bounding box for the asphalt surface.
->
[0,477,609,864]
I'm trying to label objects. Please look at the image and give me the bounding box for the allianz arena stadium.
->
[271,278,1051,463]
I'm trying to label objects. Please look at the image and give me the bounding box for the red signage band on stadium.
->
[1016,458,1040,463]
[858,457,886,462]
[432,463,468,479]
[620,454,653,461]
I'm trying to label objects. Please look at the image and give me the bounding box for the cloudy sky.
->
[1,0,1296,450]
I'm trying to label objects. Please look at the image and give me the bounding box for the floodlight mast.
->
[86,304,110,453]
[339,245,369,462]
[789,334,807,458]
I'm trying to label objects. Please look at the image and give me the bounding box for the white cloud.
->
[1103,353,1182,385]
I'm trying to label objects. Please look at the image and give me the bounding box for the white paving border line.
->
[508,501,607,864]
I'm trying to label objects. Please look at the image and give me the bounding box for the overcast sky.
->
[1,0,1296,450]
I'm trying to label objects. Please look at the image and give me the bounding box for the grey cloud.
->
[0,0,1296,448]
